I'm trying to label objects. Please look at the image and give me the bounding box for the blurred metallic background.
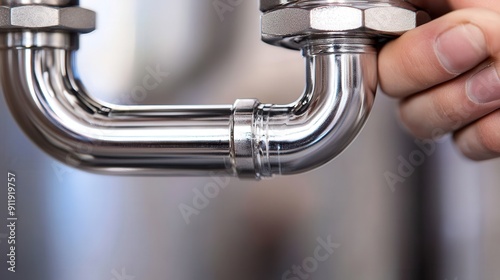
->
[1,0,499,279]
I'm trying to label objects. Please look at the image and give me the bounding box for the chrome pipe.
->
[1,33,235,176]
[0,1,427,178]
[252,42,377,177]
[0,31,375,178]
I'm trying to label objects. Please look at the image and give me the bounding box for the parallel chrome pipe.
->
[0,1,427,178]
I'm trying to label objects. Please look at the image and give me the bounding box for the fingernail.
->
[467,65,500,104]
[435,24,488,74]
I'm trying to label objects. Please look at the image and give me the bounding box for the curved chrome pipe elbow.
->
[0,1,426,178]
[238,42,377,177]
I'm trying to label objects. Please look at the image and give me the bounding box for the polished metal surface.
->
[252,41,377,177]
[0,32,376,178]
[0,0,421,178]
[0,4,95,33]
[1,38,234,176]
[0,31,77,48]
[260,0,417,12]
[261,0,430,49]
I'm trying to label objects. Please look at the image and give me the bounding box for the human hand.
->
[379,0,500,160]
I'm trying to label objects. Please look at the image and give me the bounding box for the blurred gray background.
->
[1,0,499,279]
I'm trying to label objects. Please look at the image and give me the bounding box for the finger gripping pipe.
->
[0,0,428,179]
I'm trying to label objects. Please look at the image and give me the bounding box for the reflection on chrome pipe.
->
[0,31,376,178]
[0,1,427,179]
[253,43,377,177]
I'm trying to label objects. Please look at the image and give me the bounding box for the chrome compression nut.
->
[261,0,430,49]
[0,5,95,33]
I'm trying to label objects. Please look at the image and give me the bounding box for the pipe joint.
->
[232,99,260,179]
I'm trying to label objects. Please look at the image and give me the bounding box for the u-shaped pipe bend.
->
[1,32,376,179]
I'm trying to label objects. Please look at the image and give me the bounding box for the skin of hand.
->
[378,0,500,161]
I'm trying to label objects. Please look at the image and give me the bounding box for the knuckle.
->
[398,104,430,138]
[475,112,500,154]
[433,94,460,125]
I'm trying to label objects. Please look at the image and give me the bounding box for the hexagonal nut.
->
[365,6,430,34]
[0,5,96,33]
[262,4,430,42]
